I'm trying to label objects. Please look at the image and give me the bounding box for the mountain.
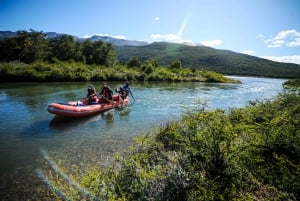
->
[0,31,17,38]
[115,42,300,78]
[1,31,300,78]
[0,31,148,46]
[87,35,149,46]
[0,30,67,40]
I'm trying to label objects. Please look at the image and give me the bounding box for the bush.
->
[80,89,299,200]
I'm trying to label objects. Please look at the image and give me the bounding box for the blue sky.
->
[1,0,300,64]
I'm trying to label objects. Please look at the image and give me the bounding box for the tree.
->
[73,40,83,62]
[0,31,118,67]
[103,43,118,67]
[19,30,49,63]
[169,59,182,70]
[141,59,158,74]
[0,30,49,63]
[0,37,17,61]
[49,34,75,61]
[82,39,94,64]
[91,40,105,65]
[127,57,142,68]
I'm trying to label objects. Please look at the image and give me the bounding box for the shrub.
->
[81,90,299,200]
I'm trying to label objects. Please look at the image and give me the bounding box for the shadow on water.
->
[18,119,54,139]
[49,113,104,131]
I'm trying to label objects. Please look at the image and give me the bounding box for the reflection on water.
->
[49,113,103,131]
[0,77,287,199]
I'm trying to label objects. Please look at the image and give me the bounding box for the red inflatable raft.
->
[47,95,129,117]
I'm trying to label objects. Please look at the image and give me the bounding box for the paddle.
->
[130,91,135,101]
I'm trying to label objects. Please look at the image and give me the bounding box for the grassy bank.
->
[0,61,240,83]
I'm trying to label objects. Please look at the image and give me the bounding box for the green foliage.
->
[49,34,77,61]
[202,71,237,83]
[283,79,300,90]
[127,57,142,68]
[148,67,178,81]
[0,30,50,63]
[0,61,238,83]
[169,59,182,70]
[81,89,299,200]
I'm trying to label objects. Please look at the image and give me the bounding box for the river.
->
[0,76,286,199]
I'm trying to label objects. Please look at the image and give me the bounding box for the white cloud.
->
[287,37,300,47]
[266,39,285,48]
[150,33,219,47]
[257,34,264,38]
[82,35,92,38]
[200,40,222,47]
[154,17,160,22]
[150,33,199,46]
[151,33,181,41]
[264,29,300,48]
[260,55,300,65]
[82,33,126,39]
[241,50,255,55]
[274,30,300,40]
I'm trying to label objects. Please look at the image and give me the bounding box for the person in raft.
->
[87,85,98,104]
[122,81,135,100]
[99,83,113,103]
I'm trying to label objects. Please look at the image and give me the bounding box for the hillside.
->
[116,42,300,78]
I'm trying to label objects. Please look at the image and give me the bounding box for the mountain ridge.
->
[115,42,300,78]
[0,30,149,46]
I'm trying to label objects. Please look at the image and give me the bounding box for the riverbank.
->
[0,136,133,200]
[0,61,240,83]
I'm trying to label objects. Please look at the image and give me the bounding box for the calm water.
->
[0,76,286,195]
